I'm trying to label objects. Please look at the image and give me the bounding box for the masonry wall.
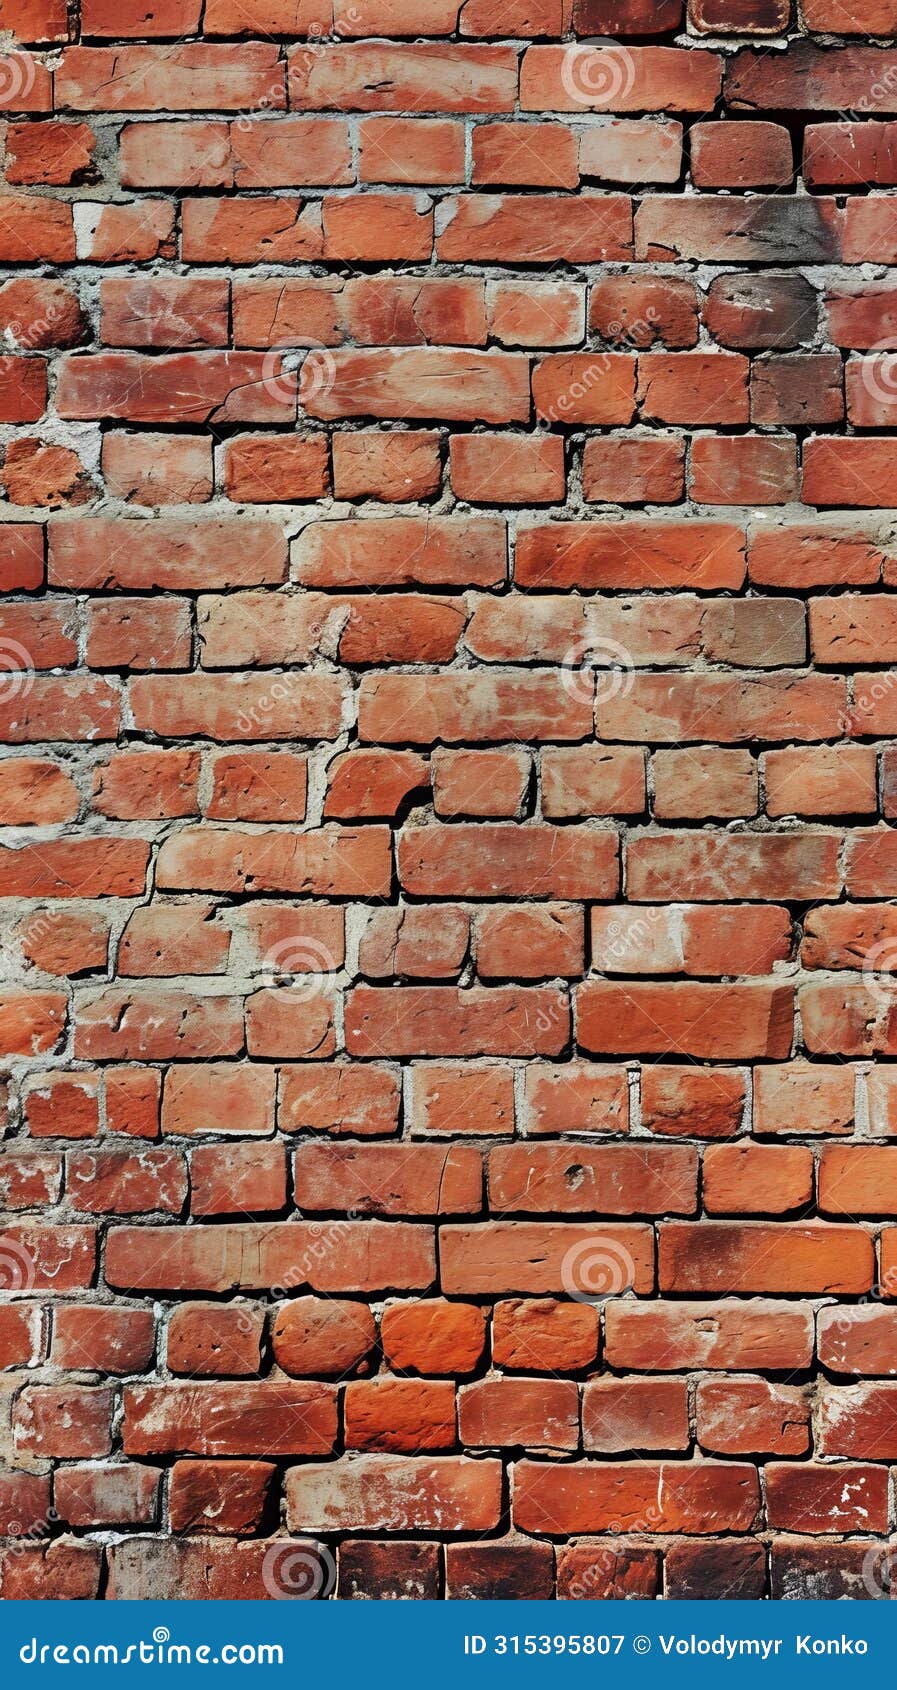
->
[2,0,897,1602]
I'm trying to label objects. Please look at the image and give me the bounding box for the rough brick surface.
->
[0,0,896,1606]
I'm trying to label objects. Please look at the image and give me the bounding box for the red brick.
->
[605,1301,814,1371]
[397,823,617,897]
[169,1461,273,1535]
[124,1383,337,1457]
[56,1465,159,1529]
[582,433,685,503]
[449,434,564,503]
[381,1300,485,1375]
[338,1541,440,1600]
[522,1063,628,1135]
[440,1222,653,1296]
[515,520,745,589]
[52,1305,154,1373]
[472,122,578,189]
[101,434,213,504]
[332,431,440,502]
[432,748,528,819]
[577,981,794,1059]
[659,1222,874,1295]
[514,1460,759,1536]
[520,46,720,114]
[459,1378,578,1451]
[167,1306,263,1378]
[345,1378,455,1451]
[50,516,287,591]
[438,194,632,264]
[57,44,286,111]
[0,757,78,824]
[703,1143,813,1214]
[57,352,294,426]
[359,117,465,183]
[100,278,228,349]
[696,1380,810,1457]
[492,1299,598,1372]
[704,272,817,350]
[15,1385,114,1459]
[272,1298,376,1378]
[288,44,518,112]
[302,349,528,425]
[446,1540,554,1601]
[192,1143,286,1217]
[488,1143,697,1214]
[766,1463,887,1534]
[583,1378,689,1453]
[106,1221,434,1295]
[286,1456,502,1533]
[691,120,792,188]
[690,435,798,505]
[93,750,200,821]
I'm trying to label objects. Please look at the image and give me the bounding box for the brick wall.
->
[1,0,897,1602]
